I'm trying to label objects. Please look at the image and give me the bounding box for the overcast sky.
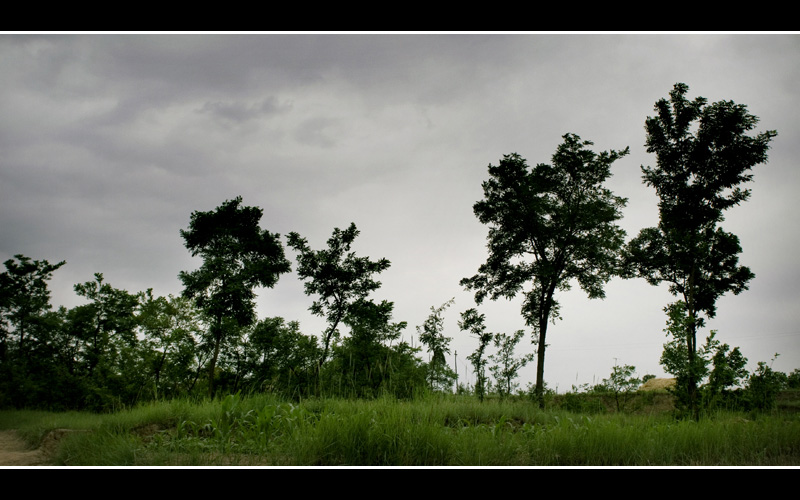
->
[1,33,798,392]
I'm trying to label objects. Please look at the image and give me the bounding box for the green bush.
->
[561,392,606,414]
[786,369,800,390]
[745,359,788,411]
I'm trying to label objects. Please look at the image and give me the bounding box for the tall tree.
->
[461,133,629,407]
[287,223,391,370]
[179,196,291,396]
[625,83,776,418]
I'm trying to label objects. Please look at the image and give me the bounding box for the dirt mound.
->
[639,378,676,391]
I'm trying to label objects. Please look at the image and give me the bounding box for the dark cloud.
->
[198,97,292,125]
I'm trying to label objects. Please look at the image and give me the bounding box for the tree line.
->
[0,83,791,415]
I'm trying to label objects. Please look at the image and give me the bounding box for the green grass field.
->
[2,391,799,466]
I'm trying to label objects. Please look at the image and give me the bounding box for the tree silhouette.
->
[625,83,776,418]
[287,223,391,370]
[462,133,629,407]
[179,196,291,396]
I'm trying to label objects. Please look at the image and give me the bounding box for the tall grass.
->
[4,393,799,466]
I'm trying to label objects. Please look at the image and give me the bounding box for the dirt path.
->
[0,430,49,466]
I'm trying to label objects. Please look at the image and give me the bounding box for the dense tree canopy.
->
[0,255,65,359]
[0,256,66,408]
[325,299,422,398]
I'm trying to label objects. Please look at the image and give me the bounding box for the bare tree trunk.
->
[208,316,222,398]
[535,319,548,409]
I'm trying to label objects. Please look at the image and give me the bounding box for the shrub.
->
[745,357,788,411]
[787,369,800,390]
[602,364,641,412]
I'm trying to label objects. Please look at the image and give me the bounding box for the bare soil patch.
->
[0,430,48,466]
[0,428,86,466]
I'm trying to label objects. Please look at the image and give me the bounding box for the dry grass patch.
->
[639,378,676,391]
